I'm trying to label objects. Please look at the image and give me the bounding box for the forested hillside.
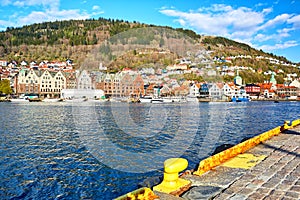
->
[0,18,202,67]
[0,17,298,80]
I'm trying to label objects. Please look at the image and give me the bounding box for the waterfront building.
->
[289,80,300,89]
[276,85,298,99]
[189,82,200,97]
[120,73,133,97]
[132,74,144,96]
[77,70,95,89]
[52,71,66,97]
[95,72,144,97]
[160,84,172,96]
[209,83,224,100]
[64,71,77,89]
[223,83,235,97]
[199,83,209,98]
[17,69,41,95]
[172,85,189,97]
[39,70,67,98]
[40,70,54,98]
[144,84,155,96]
[16,68,68,98]
[245,84,261,98]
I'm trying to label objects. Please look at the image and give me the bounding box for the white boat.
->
[109,97,128,102]
[42,98,62,102]
[89,98,108,103]
[166,96,187,103]
[151,98,165,103]
[64,98,88,102]
[139,96,172,103]
[139,96,153,103]
[140,96,187,103]
[186,95,199,102]
[10,94,29,102]
[10,98,28,102]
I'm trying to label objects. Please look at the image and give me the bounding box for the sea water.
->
[0,101,299,199]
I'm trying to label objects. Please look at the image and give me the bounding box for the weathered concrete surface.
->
[155,125,300,200]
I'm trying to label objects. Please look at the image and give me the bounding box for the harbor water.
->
[0,101,299,199]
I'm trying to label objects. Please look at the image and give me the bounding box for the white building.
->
[209,83,224,100]
[77,70,94,89]
[189,83,200,97]
[61,89,104,99]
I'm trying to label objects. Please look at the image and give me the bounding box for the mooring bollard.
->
[153,158,191,195]
[281,120,291,131]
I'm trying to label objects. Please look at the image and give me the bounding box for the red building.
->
[245,84,261,96]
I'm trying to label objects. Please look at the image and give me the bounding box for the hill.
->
[0,18,199,66]
[0,17,299,84]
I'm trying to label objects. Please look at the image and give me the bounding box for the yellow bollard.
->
[153,158,191,195]
[281,120,291,131]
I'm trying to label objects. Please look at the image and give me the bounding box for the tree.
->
[0,79,13,94]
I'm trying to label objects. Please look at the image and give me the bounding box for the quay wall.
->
[114,119,300,199]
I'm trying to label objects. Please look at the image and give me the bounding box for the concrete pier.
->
[114,123,300,200]
[157,125,300,200]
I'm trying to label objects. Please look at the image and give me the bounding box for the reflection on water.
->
[0,101,299,199]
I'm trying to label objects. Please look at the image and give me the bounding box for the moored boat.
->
[42,98,62,102]
[139,96,153,103]
[28,98,42,102]
[231,91,250,102]
[150,98,164,103]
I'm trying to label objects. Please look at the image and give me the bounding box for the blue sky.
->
[0,0,300,63]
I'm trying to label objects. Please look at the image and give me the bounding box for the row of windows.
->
[25,80,38,84]
[41,85,64,88]
[42,76,51,80]
[40,89,62,92]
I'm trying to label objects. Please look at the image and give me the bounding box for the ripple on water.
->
[0,101,299,199]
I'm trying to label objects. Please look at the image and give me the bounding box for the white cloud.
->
[262,8,272,14]
[160,4,300,52]
[260,14,292,30]
[254,33,274,42]
[91,5,104,16]
[175,19,186,26]
[0,0,100,30]
[287,15,300,28]
[18,9,90,25]
[258,41,298,51]
[2,0,60,11]
[13,1,24,7]
[254,28,294,42]
[277,28,294,38]
[1,0,12,6]
[92,5,100,10]
[160,4,264,37]
[0,19,14,29]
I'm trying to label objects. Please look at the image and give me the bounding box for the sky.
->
[0,0,300,63]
